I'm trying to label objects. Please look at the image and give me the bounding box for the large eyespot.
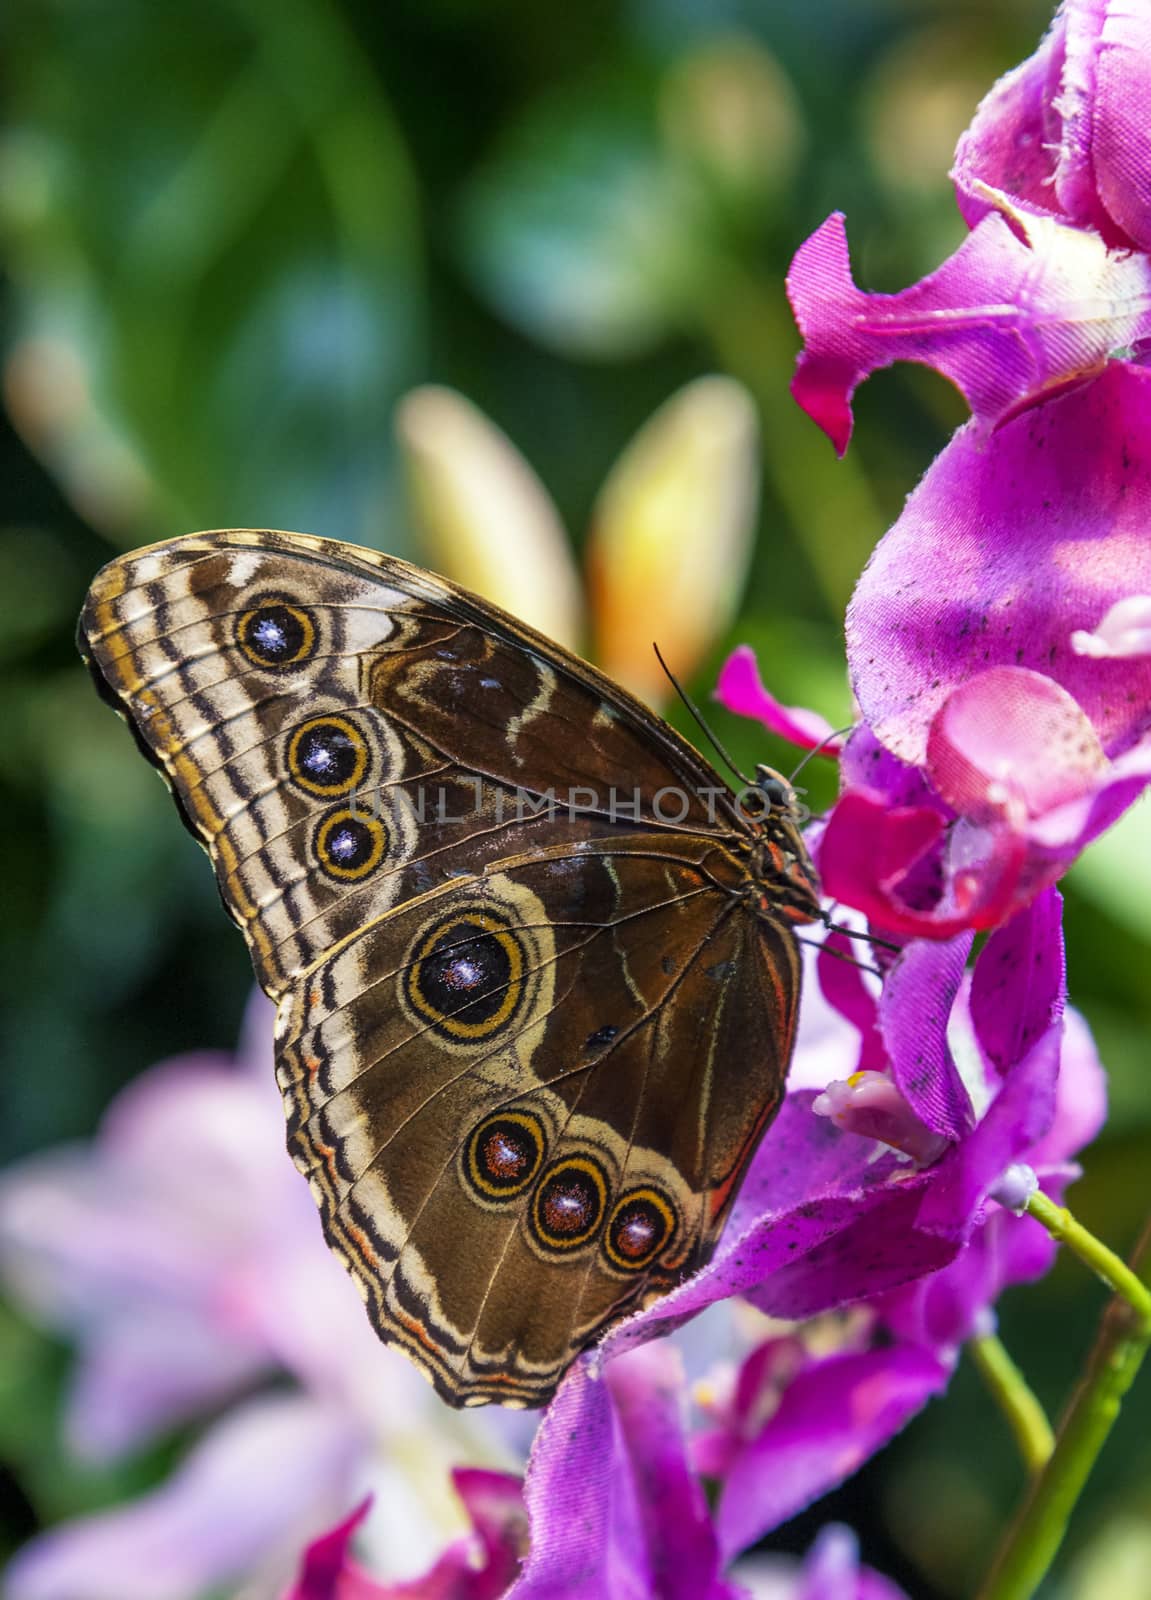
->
[237,598,317,668]
[530,1155,608,1253]
[603,1187,677,1273]
[287,715,370,798]
[404,910,525,1041]
[464,1111,547,1201]
[313,807,388,882]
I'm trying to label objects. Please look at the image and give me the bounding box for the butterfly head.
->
[748,763,822,925]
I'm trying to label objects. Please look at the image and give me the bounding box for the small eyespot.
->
[464,1111,547,1201]
[237,598,318,668]
[404,910,526,1041]
[530,1156,608,1253]
[313,807,388,882]
[287,715,370,797]
[603,1187,677,1273]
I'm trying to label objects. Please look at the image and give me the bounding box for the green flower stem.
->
[977,1217,1151,1600]
[969,1333,1054,1476]
[1026,1191,1151,1322]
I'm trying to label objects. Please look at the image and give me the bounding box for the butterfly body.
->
[79,529,819,1406]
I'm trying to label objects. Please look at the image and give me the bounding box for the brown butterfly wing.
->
[78,528,805,1407]
[276,837,800,1406]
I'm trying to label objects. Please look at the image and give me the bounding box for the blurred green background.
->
[2,0,1149,1595]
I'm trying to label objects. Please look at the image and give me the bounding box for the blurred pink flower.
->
[0,994,508,1600]
[285,1473,526,1600]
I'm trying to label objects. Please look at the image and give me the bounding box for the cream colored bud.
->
[587,375,758,707]
[396,385,584,651]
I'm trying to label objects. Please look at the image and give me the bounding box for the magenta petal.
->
[740,1183,957,1325]
[952,16,1064,225]
[817,793,946,934]
[511,1344,737,1600]
[6,1395,361,1600]
[1030,734,1151,853]
[816,937,885,1073]
[880,1207,1054,1352]
[1090,4,1151,248]
[287,1499,372,1600]
[449,1470,529,1599]
[1027,1006,1107,1168]
[285,1473,525,1600]
[608,1347,733,1600]
[880,935,974,1139]
[847,364,1151,767]
[716,1345,948,1560]
[969,888,1065,1079]
[730,1091,905,1233]
[789,207,1151,449]
[1053,1,1111,233]
[916,1028,1061,1240]
[508,1360,613,1599]
[716,646,845,753]
[839,726,940,811]
[821,790,1029,940]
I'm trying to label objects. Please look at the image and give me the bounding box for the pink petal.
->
[6,1395,363,1600]
[287,1499,372,1600]
[880,935,975,1141]
[1053,1,1111,233]
[511,1344,737,1600]
[1027,1006,1108,1168]
[788,206,1151,454]
[952,16,1065,226]
[1027,733,1151,851]
[285,1474,526,1600]
[0,1144,271,1458]
[716,1344,948,1560]
[715,646,845,754]
[787,941,874,1091]
[67,1312,271,1462]
[926,668,1108,822]
[916,1027,1062,1240]
[969,888,1066,1081]
[847,363,1151,767]
[815,935,885,1074]
[817,790,1023,939]
[1092,2,1151,249]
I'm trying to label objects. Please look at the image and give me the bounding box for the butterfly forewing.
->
[79,528,813,1406]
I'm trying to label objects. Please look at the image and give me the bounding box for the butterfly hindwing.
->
[275,837,798,1406]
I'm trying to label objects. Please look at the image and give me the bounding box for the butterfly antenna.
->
[822,917,902,956]
[652,643,751,787]
[787,723,855,787]
[795,934,882,980]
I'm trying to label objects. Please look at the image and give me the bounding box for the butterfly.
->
[78,529,821,1408]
